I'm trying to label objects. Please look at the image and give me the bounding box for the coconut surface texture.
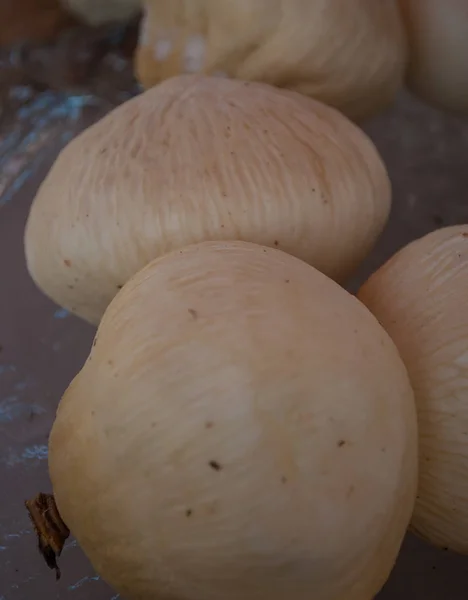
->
[399,0,468,114]
[49,240,418,600]
[24,75,391,326]
[135,0,407,122]
[358,225,468,553]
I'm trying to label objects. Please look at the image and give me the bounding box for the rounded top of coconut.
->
[25,75,390,325]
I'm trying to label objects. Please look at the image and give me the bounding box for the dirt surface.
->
[0,0,76,47]
[0,23,467,600]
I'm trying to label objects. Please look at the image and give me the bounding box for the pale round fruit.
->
[49,240,417,600]
[358,225,468,553]
[399,0,468,114]
[136,0,407,121]
[25,75,391,325]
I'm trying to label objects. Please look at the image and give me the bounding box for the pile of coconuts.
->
[23,2,468,600]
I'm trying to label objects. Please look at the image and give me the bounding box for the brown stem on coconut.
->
[25,492,70,580]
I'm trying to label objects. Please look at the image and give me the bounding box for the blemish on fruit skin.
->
[154,38,173,62]
[188,308,198,319]
[186,509,193,517]
[205,421,214,429]
[183,34,206,73]
[63,259,71,267]
[207,502,218,515]
[209,460,222,471]
[337,440,346,447]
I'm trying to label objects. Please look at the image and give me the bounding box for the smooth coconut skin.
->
[358,225,468,554]
[399,0,468,114]
[135,0,408,122]
[49,240,418,600]
[24,75,391,326]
